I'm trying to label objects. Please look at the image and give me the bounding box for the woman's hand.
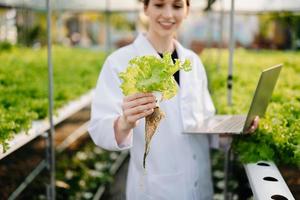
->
[114,93,156,144]
[120,92,156,130]
[245,116,259,134]
[220,115,260,137]
[219,116,260,149]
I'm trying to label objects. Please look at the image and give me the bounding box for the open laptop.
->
[185,64,282,134]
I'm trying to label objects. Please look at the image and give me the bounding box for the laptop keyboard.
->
[212,115,246,132]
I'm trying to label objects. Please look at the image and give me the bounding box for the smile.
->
[158,21,175,29]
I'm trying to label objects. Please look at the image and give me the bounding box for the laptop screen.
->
[242,64,282,132]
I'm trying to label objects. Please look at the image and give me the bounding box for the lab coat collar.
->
[133,33,160,57]
[132,33,190,60]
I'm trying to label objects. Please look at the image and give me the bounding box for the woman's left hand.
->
[245,116,259,134]
[220,115,260,137]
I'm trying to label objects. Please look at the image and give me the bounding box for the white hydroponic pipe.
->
[244,161,295,200]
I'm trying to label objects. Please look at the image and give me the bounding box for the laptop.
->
[185,64,282,134]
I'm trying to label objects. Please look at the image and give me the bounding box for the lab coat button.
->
[194,181,198,187]
[193,154,196,160]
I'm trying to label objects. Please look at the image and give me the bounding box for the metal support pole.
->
[5,11,8,40]
[105,0,111,52]
[56,12,63,44]
[227,0,235,106]
[46,0,55,199]
[0,13,3,40]
[216,0,224,71]
[225,1,235,198]
[207,11,213,49]
[223,137,233,200]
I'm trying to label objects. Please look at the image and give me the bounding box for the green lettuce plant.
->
[119,53,191,99]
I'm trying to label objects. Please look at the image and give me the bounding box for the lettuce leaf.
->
[119,53,192,99]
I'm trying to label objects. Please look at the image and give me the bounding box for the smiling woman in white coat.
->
[89,0,217,199]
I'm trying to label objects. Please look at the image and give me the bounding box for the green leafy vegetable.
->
[119,53,191,99]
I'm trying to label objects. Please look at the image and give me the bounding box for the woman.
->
[88,0,258,199]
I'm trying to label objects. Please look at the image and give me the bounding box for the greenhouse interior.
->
[0,0,299,199]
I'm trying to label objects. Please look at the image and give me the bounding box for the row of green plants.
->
[202,48,300,167]
[0,46,105,151]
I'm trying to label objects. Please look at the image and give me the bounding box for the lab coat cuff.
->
[88,116,133,151]
[115,130,133,149]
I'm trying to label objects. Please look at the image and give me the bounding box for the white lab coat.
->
[88,33,217,200]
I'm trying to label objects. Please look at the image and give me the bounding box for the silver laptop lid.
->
[242,64,282,132]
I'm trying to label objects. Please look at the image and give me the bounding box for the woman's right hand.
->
[115,93,156,139]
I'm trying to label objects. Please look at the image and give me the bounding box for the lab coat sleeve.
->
[198,57,220,149]
[88,57,133,151]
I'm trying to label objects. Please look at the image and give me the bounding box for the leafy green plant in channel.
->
[0,46,105,151]
[201,48,300,167]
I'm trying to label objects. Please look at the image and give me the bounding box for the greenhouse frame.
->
[0,0,299,199]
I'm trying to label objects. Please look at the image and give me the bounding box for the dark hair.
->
[143,0,190,7]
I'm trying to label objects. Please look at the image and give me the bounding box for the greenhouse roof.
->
[0,0,206,11]
[0,0,299,13]
[212,0,300,13]
[0,0,143,12]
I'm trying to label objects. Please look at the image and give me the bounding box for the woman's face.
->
[144,0,189,38]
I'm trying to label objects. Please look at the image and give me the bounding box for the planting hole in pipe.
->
[257,162,270,166]
[271,194,288,200]
[263,176,278,182]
